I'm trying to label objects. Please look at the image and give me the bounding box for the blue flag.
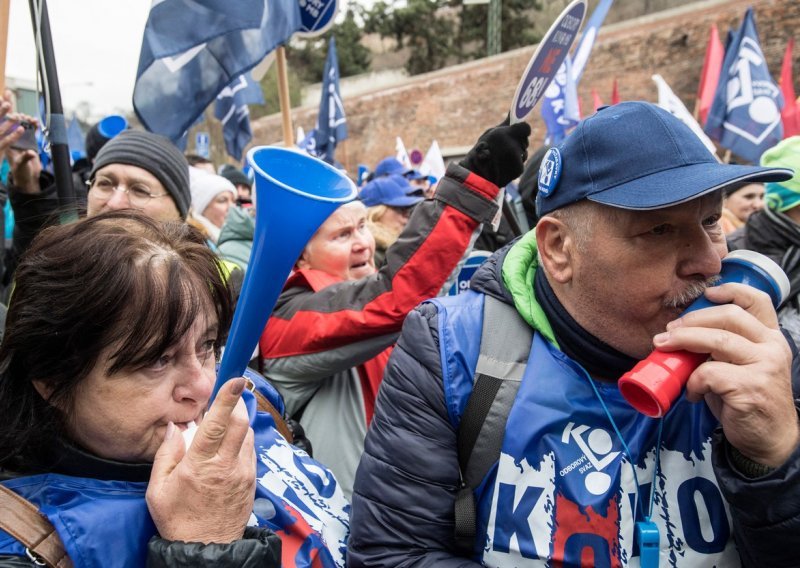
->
[67,114,86,160]
[541,0,614,144]
[214,73,265,161]
[133,0,301,143]
[704,8,783,163]
[314,37,347,164]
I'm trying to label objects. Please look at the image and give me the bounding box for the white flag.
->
[396,137,412,169]
[652,74,718,157]
[420,140,446,181]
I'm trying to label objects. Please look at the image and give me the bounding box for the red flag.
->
[780,37,800,138]
[696,24,724,126]
[611,78,620,105]
[591,88,604,112]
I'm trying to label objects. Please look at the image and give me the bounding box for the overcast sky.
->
[7,0,151,118]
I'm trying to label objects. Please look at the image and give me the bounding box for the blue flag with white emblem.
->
[704,7,783,163]
[541,0,614,144]
[314,37,348,164]
[133,0,301,143]
[214,73,265,161]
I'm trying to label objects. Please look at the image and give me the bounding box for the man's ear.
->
[535,216,575,284]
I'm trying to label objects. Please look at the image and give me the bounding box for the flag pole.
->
[0,0,10,93]
[28,0,76,221]
[275,46,294,147]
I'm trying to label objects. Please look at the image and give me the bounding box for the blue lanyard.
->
[583,369,663,568]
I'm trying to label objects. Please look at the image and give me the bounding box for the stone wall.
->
[251,0,800,174]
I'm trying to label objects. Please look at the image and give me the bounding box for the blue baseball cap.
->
[374,157,412,177]
[359,175,424,207]
[535,101,794,217]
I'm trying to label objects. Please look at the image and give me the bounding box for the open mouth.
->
[351,261,370,270]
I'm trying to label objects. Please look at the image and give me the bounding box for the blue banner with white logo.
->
[540,55,579,145]
[214,73,265,161]
[133,0,301,143]
[314,37,348,165]
[704,7,784,163]
[540,0,614,144]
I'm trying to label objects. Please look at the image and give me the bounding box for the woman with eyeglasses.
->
[4,130,192,294]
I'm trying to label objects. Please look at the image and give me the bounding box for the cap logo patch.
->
[538,147,562,196]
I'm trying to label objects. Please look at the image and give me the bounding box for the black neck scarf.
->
[534,268,638,382]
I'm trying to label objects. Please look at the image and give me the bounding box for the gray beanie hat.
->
[90,130,190,219]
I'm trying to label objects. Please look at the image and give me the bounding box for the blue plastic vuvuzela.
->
[213,147,357,411]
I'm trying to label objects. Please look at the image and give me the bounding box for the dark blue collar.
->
[534,268,637,382]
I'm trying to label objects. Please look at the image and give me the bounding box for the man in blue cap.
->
[349,102,800,566]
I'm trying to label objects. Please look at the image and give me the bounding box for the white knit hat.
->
[189,167,237,216]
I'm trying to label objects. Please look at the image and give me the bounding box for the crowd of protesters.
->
[0,74,798,568]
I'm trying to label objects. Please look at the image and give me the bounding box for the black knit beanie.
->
[220,167,252,188]
[84,123,107,161]
[90,130,190,219]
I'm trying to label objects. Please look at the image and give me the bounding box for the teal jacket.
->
[218,206,254,272]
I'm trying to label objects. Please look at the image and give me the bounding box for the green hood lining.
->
[500,230,558,347]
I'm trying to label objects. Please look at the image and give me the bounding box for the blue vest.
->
[431,291,740,567]
[0,373,350,568]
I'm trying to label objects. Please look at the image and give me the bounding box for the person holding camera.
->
[349,102,800,566]
[1,110,192,290]
[0,91,43,297]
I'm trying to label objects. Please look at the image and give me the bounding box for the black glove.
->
[459,114,531,188]
[285,417,313,457]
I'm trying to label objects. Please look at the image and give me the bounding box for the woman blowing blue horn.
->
[0,210,348,568]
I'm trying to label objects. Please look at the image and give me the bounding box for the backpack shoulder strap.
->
[454,294,533,554]
[0,485,73,568]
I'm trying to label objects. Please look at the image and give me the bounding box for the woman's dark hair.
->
[0,210,233,471]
